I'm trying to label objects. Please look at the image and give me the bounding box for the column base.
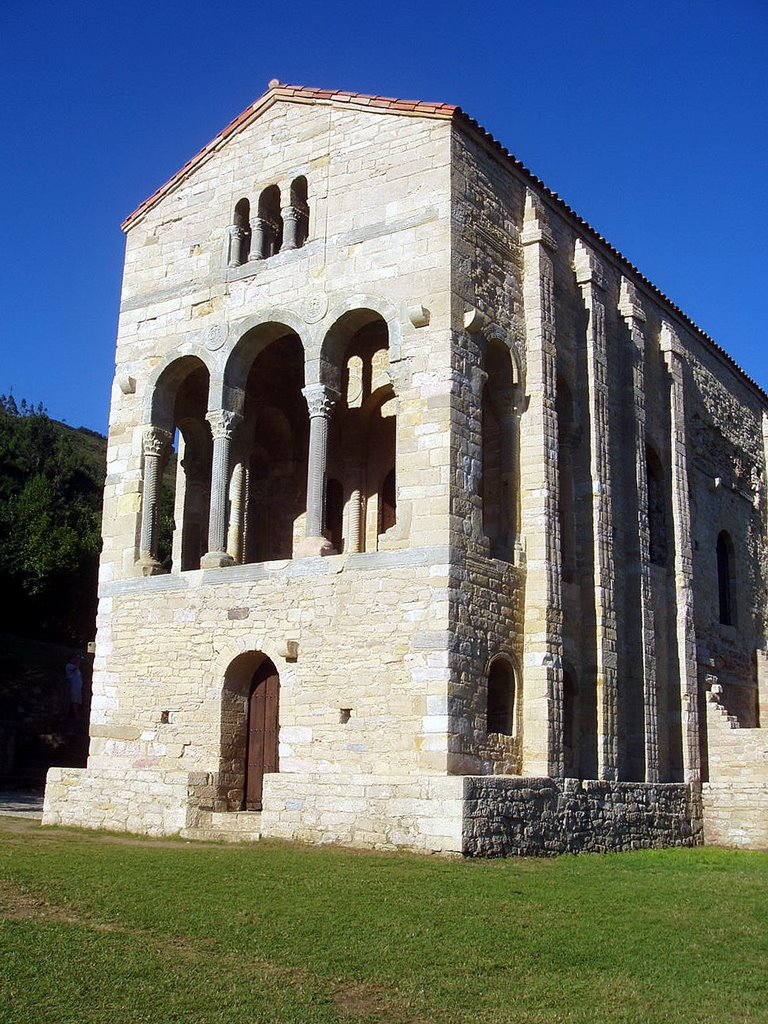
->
[137,557,165,577]
[200,550,236,569]
[295,536,336,557]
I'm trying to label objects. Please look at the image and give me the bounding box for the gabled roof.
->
[121,81,766,403]
[121,82,457,232]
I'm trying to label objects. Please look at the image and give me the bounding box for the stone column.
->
[249,218,269,261]
[201,410,241,569]
[575,240,619,780]
[227,461,246,563]
[660,323,701,783]
[297,384,339,557]
[520,192,564,777]
[228,224,250,268]
[619,277,659,782]
[345,457,364,554]
[138,426,172,576]
[281,206,307,250]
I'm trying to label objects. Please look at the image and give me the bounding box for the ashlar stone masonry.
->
[43,83,768,854]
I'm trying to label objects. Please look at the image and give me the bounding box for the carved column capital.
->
[206,409,241,441]
[302,384,339,419]
[142,426,172,459]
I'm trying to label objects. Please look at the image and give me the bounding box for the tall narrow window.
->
[482,340,520,561]
[647,446,668,566]
[487,659,515,736]
[717,530,735,626]
[556,376,576,582]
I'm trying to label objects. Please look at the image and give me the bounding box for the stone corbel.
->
[407,304,430,329]
[463,307,487,334]
[521,190,557,250]
[117,373,136,396]
[618,277,646,326]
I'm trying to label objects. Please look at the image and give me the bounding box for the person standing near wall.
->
[65,654,83,718]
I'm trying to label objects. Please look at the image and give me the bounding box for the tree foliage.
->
[0,396,105,646]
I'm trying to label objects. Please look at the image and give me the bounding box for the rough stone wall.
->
[447,121,767,788]
[463,777,701,856]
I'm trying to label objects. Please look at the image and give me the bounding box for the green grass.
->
[1,820,766,1024]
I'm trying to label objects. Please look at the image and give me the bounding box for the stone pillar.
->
[228,224,250,268]
[619,278,659,782]
[281,206,307,250]
[297,384,339,557]
[201,410,240,569]
[249,218,269,261]
[575,240,619,780]
[138,426,172,576]
[227,461,246,563]
[660,324,701,782]
[520,192,564,777]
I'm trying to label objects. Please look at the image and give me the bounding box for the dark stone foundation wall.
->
[463,777,702,856]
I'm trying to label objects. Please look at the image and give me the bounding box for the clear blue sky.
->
[1,0,766,434]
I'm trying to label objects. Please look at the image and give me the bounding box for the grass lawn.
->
[1,819,766,1024]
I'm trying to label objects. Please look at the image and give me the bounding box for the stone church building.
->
[43,83,768,853]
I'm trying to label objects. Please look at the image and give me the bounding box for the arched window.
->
[717,530,735,626]
[647,446,668,566]
[487,658,515,736]
[229,198,251,267]
[284,176,309,250]
[482,340,520,561]
[254,185,283,258]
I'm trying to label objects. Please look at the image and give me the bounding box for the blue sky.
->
[1,0,766,434]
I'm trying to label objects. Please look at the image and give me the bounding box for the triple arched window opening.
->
[139,316,396,575]
[229,177,309,267]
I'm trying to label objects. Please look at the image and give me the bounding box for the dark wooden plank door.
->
[244,660,279,811]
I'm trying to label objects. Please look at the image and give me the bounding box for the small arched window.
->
[284,176,309,250]
[254,185,283,258]
[487,658,515,736]
[229,198,251,266]
[716,530,736,626]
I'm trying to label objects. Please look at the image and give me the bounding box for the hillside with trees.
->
[0,396,106,786]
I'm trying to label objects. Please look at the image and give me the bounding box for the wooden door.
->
[244,659,279,811]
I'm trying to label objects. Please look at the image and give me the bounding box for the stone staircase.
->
[701,692,768,850]
[181,810,262,843]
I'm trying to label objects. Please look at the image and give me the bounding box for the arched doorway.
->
[218,652,280,812]
[244,658,280,810]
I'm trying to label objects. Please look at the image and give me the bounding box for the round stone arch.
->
[308,294,402,390]
[143,352,216,434]
[478,325,524,391]
[484,651,521,740]
[210,639,297,812]
[217,312,309,415]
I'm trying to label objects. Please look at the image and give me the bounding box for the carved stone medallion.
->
[302,294,328,324]
[205,324,228,351]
